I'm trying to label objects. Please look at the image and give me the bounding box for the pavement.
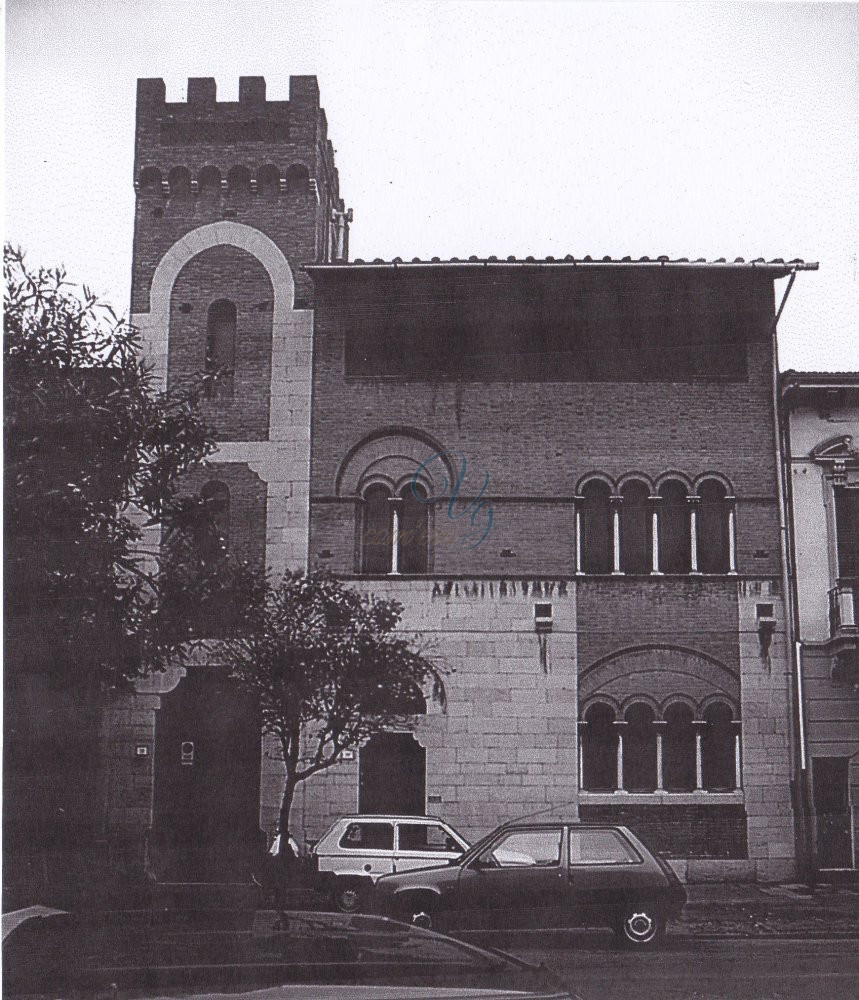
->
[508,938,859,1000]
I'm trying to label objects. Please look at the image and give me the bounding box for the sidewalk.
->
[677,882,859,938]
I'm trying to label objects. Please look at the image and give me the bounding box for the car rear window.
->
[398,823,459,852]
[569,828,641,865]
[338,822,394,851]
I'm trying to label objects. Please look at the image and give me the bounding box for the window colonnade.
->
[579,700,741,794]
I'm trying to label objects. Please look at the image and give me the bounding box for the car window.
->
[338,822,394,851]
[398,823,462,852]
[486,828,562,867]
[569,828,641,865]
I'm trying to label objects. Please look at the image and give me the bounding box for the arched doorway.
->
[152,667,263,881]
[359,733,426,816]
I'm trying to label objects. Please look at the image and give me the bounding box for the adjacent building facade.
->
[782,372,859,873]
[103,75,817,884]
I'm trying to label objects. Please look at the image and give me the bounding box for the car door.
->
[332,820,396,880]
[565,827,645,926]
[455,827,569,930]
[393,820,468,874]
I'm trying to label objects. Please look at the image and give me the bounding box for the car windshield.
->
[3,910,567,999]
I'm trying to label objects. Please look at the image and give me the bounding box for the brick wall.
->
[577,578,740,675]
[309,267,781,580]
[580,803,748,859]
[169,245,274,441]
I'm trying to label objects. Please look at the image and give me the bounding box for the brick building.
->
[104,75,817,883]
[782,373,859,874]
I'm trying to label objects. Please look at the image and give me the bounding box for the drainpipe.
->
[768,268,814,886]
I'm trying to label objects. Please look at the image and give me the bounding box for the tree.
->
[3,245,244,882]
[227,571,446,847]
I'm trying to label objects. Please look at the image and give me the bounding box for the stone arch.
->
[617,471,655,493]
[580,694,620,719]
[692,471,734,496]
[575,471,616,494]
[621,693,661,718]
[654,470,693,493]
[335,428,453,497]
[699,693,739,720]
[661,693,698,717]
[138,222,295,394]
[579,644,739,714]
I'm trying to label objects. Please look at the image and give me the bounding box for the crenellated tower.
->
[110,76,352,878]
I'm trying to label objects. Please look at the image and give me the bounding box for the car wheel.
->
[614,906,664,948]
[410,909,434,930]
[333,878,366,914]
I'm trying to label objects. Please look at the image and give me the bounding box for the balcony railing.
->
[829,580,859,636]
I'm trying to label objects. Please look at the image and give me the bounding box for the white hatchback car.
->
[313,815,469,912]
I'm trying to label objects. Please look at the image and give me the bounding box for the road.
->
[470,933,859,1000]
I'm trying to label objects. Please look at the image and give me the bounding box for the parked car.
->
[3,908,571,999]
[371,820,687,947]
[313,814,469,913]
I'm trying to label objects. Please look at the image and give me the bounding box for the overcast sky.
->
[6,0,858,370]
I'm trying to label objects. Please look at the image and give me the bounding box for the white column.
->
[654,721,667,791]
[693,721,706,791]
[650,497,661,574]
[612,498,622,574]
[390,505,400,575]
[575,501,583,574]
[727,500,737,574]
[613,721,627,791]
[733,724,743,790]
[689,498,700,573]
[577,722,586,789]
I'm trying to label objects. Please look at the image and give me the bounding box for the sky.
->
[5,0,858,370]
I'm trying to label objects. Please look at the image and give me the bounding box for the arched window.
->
[580,480,612,573]
[168,166,192,198]
[285,163,310,195]
[199,481,230,561]
[581,703,617,791]
[663,703,696,791]
[361,484,391,575]
[398,483,429,574]
[701,703,737,791]
[257,164,280,198]
[227,165,252,195]
[138,166,162,193]
[360,483,430,575]
[205,299,236,397]
[620,481,651,574]
[623,703,657,791]
[697,479,731,573]
[198,165,222,199]
[658,480,691,573]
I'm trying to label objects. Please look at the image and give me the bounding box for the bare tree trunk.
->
[277,774,298,856]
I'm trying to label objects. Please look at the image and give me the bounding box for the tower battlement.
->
[134,75,337,197]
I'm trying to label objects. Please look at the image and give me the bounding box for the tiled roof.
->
[781,370,859,388]
[308,255,818,271]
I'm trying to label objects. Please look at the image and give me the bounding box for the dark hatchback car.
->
[371,821,687,947]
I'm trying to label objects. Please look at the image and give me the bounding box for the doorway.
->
[812,757,853,869]
[359,733,426,816]
[152,667,263,881]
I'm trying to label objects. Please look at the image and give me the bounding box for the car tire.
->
[613,906,664,948]
[332,877,367,914]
